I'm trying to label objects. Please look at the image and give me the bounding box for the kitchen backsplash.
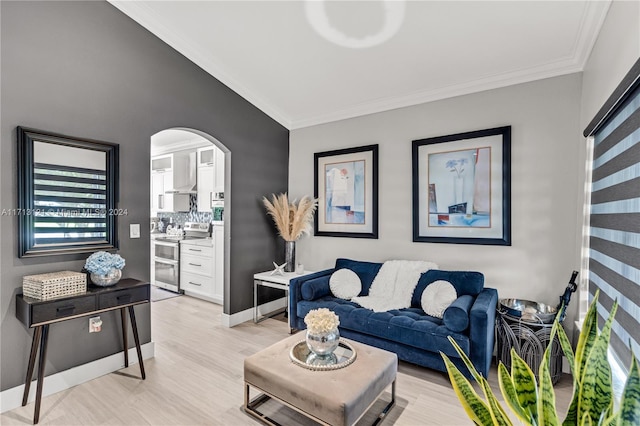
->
[157,195,212,227]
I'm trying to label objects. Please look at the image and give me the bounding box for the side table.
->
[495,308,563,384]
[253,270,315,331]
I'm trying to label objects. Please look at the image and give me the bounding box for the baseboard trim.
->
[221,297,286,327]
[0,342,155,414]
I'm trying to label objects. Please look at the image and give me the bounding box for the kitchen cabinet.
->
[180,241,222,304]
[151,152,193,213]
[215,147,225,193]
[196,147,224,212]
[197,148,214,212]
[213,225,224,301]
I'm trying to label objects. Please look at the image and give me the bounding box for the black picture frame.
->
[314,144,378,239]
[17,127,120,257]
[412,126,511,245]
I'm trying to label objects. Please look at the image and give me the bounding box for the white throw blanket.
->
[351,260,437,312]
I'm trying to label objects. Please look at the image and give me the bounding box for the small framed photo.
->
[412,126,511,245]
[314,144,378,238]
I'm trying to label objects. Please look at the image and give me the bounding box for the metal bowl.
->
[499,298,557,323]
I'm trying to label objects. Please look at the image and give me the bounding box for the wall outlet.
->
[89,316,102,333]
[130,224,140,239]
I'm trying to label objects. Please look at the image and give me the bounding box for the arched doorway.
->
[149,128,229,321]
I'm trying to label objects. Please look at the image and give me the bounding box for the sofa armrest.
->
[469,287,498,378]
[289,269,334,330]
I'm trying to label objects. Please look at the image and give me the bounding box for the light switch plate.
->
[130,224,140,238]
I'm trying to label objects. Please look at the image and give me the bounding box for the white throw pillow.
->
[330,269,362,300]
[421,280,457,319]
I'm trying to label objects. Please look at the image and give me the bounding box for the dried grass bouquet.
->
[304,308,340,334]
[263,193,317,242]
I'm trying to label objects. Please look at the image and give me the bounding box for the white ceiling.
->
[151,129,210,155]
[110,0,611,130]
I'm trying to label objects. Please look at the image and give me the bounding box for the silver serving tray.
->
[289,340,357,371]
[499,298,557,323]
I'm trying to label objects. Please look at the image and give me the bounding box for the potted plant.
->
[263,193,317,272]
[441,291,639,425]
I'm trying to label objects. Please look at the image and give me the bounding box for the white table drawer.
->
[181,253,214,276]
[180,244,213,257]
[181,271,213,293]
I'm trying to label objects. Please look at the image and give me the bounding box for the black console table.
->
[15,278,150,424]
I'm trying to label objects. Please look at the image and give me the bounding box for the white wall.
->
[581,0,640,129]
[290,73,584,332]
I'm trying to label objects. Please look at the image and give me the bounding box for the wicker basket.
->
[23,271,87,300]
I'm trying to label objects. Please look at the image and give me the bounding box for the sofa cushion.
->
[330,269,361,299]
[443,295,474,332]
[301,276,331,301]
[335,258,382,296]
[296,298,470,359]
[421,280,457,319]
[411,270,484,308]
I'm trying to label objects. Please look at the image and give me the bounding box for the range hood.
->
[164,151,197,194]
[165,184,196,195]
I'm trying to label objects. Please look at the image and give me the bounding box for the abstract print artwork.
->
[412,127,511,245]
[314,145,378,238]
[324,160,365,224]
[427,147,491,228]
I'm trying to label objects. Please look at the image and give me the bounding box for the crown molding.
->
[290,59,583,129]
[109,0,610,131]
[289,1,611,129]
[573,0,611,70]
[108,1,292,130]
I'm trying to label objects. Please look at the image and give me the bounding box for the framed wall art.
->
[314,144,378,238]
[412,126,511,245]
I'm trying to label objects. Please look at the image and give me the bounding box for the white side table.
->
[253,270,315,330]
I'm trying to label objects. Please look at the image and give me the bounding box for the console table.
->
[15,278,150,424]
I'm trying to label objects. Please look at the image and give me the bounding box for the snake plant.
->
[441,291,640,425]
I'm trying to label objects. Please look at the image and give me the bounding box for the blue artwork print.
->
[325,160,365,224]
[427,147,491,228]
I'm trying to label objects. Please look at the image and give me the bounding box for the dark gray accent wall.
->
[1,1,288,391]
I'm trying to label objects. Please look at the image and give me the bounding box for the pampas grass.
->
[263,193,317,241]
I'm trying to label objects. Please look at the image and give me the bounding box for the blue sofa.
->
[289,258,498,377]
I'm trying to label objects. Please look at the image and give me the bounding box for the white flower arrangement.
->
[304,308,340,334]
[84,251,125,275]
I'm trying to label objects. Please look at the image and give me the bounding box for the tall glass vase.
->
[285,240,296,272]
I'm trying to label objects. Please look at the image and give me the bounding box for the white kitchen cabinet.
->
[197,147,215,167]
[215,148,225,193]
[151,152,192,213]
[196,147,224,212]
[197,147,215,212]
[180,241,221,304]
[213,225,224,301]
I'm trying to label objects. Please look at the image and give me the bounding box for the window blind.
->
[585,59,640,368]
[32,162,108,246]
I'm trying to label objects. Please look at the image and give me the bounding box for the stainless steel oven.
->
[153,239,180,292]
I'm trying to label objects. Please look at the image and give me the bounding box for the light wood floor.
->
[2,295,574,425]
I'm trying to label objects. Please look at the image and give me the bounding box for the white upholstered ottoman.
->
[244,333,397,426]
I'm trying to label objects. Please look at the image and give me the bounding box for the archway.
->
[150,127,230,321]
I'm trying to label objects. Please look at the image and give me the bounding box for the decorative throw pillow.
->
[421,280,457,319]
[330,269,362,300]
